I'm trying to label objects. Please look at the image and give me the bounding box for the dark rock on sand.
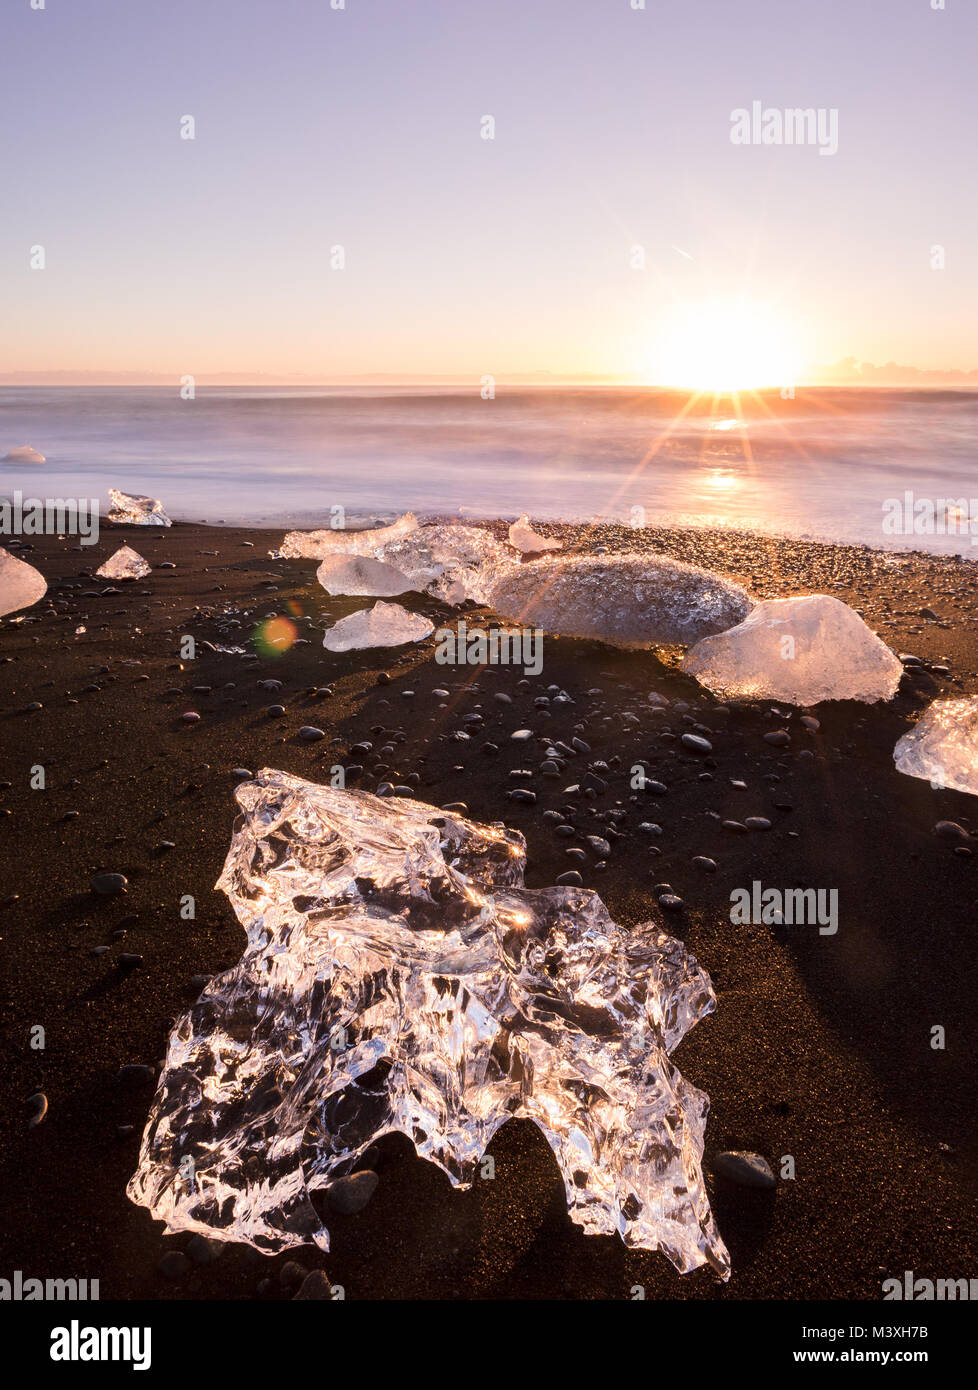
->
[326,1170,379,1215]
[713,1151,777,1190]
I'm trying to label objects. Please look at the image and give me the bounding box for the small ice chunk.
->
[316,553,413,597]
[683,594,903,704]
[107,489,171,526]
[276,513,418,560]
[3,445,45,464]
[126,770,729,1276]
[375,523,519,604]
[894,697,978,795]
[323,600,434,651]
[488,553,753,648]
[0,547,47,617]
[96,545,152,580]
[508,514,562,554]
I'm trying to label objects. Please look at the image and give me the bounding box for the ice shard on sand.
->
[127,772,729,1276]
[96,545,152,580]
[107,488,172,526]
[683,593,903,704]
[322,600,434,651]
[893,697,978,796]
[0,547,47,618]
[315,553,413,597]
[276,512,419,560]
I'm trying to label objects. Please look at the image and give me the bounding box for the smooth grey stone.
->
[157,1250,190,1279]
[326,1170,379,1215]
[92,872,128,896]
[713,1151,776,1190]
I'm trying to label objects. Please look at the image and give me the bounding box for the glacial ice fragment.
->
[96,545,152,580]
[323,600,434,651]
[373,523,518,604]
[316,553,413,597]
[278,517,514,606]
[107,488,172,526]
[3,445,45,464]
[488,552,753,648]
[683,594,903,704]
[508,514,562,554]
[893,697,978,795]
[276,513,418,560]
[126,771,730,1276]
[0,547,47,617]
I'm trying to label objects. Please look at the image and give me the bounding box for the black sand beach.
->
[1,519,976,1300]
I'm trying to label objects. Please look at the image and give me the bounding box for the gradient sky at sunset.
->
[3,0,975,383]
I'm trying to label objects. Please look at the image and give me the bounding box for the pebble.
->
[278,1260,308,1290]
[764,731,790,747]
[745,817,772,831]
[587,835,611,857]
[298,726,325,742]
[658,893,684,911]
[293,1270,335,1300]
[935,821,968,841]
[510,729,533,741]
[692,856,717,872]
[186,1234,223,1265]
[118,1064,155,1083]
[712,1151,777,1190]
[326,1170,379,1215]
[556,870,583,887]
[181,711,201,724]
[26,1092,47,1128]
[92,872,128,896]
[681,733,712,754]
[157,1250,190,1279]
[509,789,537,804]
[267,704,286,718]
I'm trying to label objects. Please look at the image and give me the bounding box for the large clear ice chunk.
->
[126,772,729,1276]
[276,513,419,560]
[893,697,978,795]
[277,517,515,606]
[107,488,172,526]
[488,553,753,648]
[315,553,413,597]
[0,547,47,617]
[683,593,903,704]
[373,523,518,604]
[96,545,152,580]
[323,600,434,651]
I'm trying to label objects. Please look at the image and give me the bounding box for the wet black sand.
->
[1,519,976,1300]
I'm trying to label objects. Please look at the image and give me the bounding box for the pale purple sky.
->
[3,0,975,382]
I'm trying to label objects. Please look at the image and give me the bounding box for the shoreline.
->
[1,518,976,1299]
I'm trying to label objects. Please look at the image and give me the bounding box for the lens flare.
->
[253,616,297,657]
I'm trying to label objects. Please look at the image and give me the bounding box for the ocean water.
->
[2,385,977,555]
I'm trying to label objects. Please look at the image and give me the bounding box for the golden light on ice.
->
[650,299,801,393]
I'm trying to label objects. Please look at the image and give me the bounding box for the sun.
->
[650,298,802,393]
